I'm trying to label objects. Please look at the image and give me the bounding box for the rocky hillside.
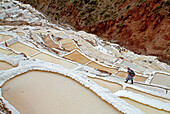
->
[17,0,170,64]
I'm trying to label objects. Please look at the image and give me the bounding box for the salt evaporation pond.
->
[0,61,14,70]
[9,42,39,56]
[125,87,170,103]
[2,71,120,114]
[89,77,122,93]
[0,34,13,42]
[0,48,12,55]
[33,53,77,69]
[151,73,170,87]
[121,97,169,114]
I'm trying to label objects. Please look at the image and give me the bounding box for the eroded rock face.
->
[17,0,170,64]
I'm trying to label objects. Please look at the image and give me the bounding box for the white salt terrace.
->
[77,31,96,39]
[0,34,13,42]
[32,52,77,69]
[9,42,39,56]
[1,36,166,84]
[0,61,14,70]
[63,29,76,35]
[125,87,170,103]
[6,41,78,69]
[121,97,169,114]
[151,62,170,73]
[121,60,147,72]
[151,73,170,87]
[115,71,148,82]
[63,50,91,64]
[31,29,49,35]
[89,77,123,93]
[2,71,119,114]
[75,37,117,64]
[87,76,170,113]
[0,48,12,55]
[87,61,118,74]
[63,49,148,82]
[0,0,170,114]
[59,38,79,51]
[54,31,71,38]
[32,34,42,42]
[63,50,117,75]
[42,35,60,48]
[16,32,25,37]
[103,45,122,57]
[88,75,170,104]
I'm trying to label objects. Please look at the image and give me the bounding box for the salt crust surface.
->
[0,54,143,114]
[0,54,170,114]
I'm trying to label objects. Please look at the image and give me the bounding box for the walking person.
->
[125,67,135,84]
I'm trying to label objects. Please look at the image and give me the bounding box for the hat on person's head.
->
[127,67,130,70]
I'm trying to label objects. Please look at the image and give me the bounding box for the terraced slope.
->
[17,0,170,64]
[0,1,170,114]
